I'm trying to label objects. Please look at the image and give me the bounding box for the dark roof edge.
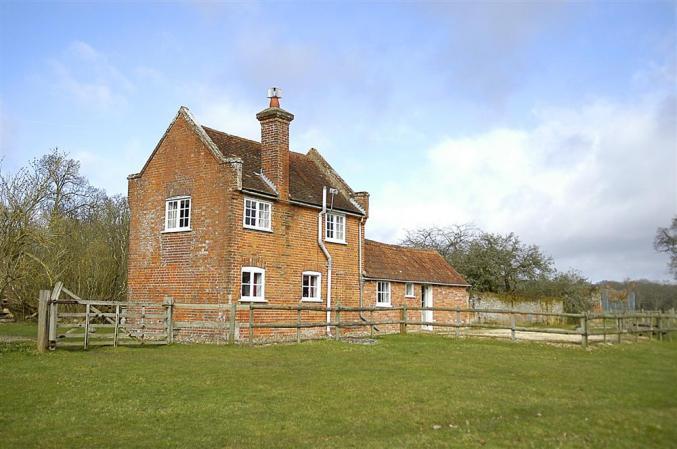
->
[242,188,279,200]
[363,275,470,287]
[364,238,440,254]
[289,199,365,217]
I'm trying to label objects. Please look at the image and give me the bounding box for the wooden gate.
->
[38,282,169,350]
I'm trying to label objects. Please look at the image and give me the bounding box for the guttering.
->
[241,188,279,200]
[318,186,333,336]
[290,198,365,218]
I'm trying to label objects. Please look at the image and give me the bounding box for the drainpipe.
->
[358,216,367,321]
[318,186,333,336]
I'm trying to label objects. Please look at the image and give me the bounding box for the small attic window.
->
[325,212,345,243]
[405,283,415,297]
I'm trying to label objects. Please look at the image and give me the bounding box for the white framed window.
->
[325,212,345,243]
[301,271,322,302]
[243,197,272,231]
[165,196,191,232]
[405,283,415,298]
[376,281,391,307]
[240,267,266,302]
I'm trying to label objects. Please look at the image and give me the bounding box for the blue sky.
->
[1,1,675,282]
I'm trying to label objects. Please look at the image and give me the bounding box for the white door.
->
[422,285,433,330]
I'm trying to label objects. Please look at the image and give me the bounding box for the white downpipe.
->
[318,186,333,335]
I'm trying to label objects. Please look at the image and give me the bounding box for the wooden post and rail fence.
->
[36,283,677,352]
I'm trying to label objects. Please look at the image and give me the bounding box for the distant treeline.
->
[401,225,677,312]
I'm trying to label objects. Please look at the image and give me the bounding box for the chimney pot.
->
[267,87,282,108]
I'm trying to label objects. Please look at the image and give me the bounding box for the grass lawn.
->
[0,321,37,338]
[2,335,676,449]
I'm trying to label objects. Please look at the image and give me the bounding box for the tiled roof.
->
[363,239,469,286]
[202,126,362,215]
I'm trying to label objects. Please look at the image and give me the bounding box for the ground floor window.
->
[241,267,265,302]
[301,271,321,302]
[377,281,391,306]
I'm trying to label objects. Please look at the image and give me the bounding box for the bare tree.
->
[654,217,677,280]
[0,159,51,301]
[1,149,130,315]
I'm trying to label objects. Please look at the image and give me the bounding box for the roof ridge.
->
[202,125,308,156]
[365,239,439,254]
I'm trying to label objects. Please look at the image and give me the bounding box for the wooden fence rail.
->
[37,287,677,351]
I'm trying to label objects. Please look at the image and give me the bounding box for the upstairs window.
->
[301,271,322,302]
[243,198,272,231]
[377,281,391,307]
[325,212,345,243]
[241,267,265,302]
[405,283,415,297]
[165,196,191,232]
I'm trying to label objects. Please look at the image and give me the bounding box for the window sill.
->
[239,298,267,303]
[375,303,392,308]
[325,238,347,245]
[301,298,323,303]
[405,295,415,298]
[161,228,192,234]
[243,225,273,233]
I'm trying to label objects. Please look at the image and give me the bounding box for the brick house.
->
[127,89,469,341]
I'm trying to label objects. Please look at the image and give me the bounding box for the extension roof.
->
[363,239,469,286]
[202,126,363,215]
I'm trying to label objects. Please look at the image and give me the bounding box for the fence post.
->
[296,307,301,344]
[229,303,237,345]
[510,313,516,341]
[602,316,607,343]
[335,306,341,341]
[164,296,174,344]
[658,315,663,342]
[248,305,254,345]
[455,307,461,338]
[48,299,58,351]
[580,313,588,349]
[84,303,91,350]
[114,305,120,348]
[37,290,50,352]
[616,317,622,344]
[400,304,407,335]
[141,305,146,346]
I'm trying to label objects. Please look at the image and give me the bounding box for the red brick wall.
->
[361,281,469,334]
[228,195,363,340]
[127,113,235,305]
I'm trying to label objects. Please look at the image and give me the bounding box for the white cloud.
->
[196,96,261,142]
[367,93,677,281]
[49,41,133,109]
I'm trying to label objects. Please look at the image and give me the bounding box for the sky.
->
[0,1,675,282]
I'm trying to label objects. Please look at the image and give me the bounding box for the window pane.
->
[326,215,334,238]
[253,272,262,297]
[302,286,309,298]
[167,201,177,229]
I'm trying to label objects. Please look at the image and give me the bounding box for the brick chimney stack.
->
[256,87,294,199]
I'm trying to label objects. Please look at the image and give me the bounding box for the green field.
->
[1,331,676,449]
